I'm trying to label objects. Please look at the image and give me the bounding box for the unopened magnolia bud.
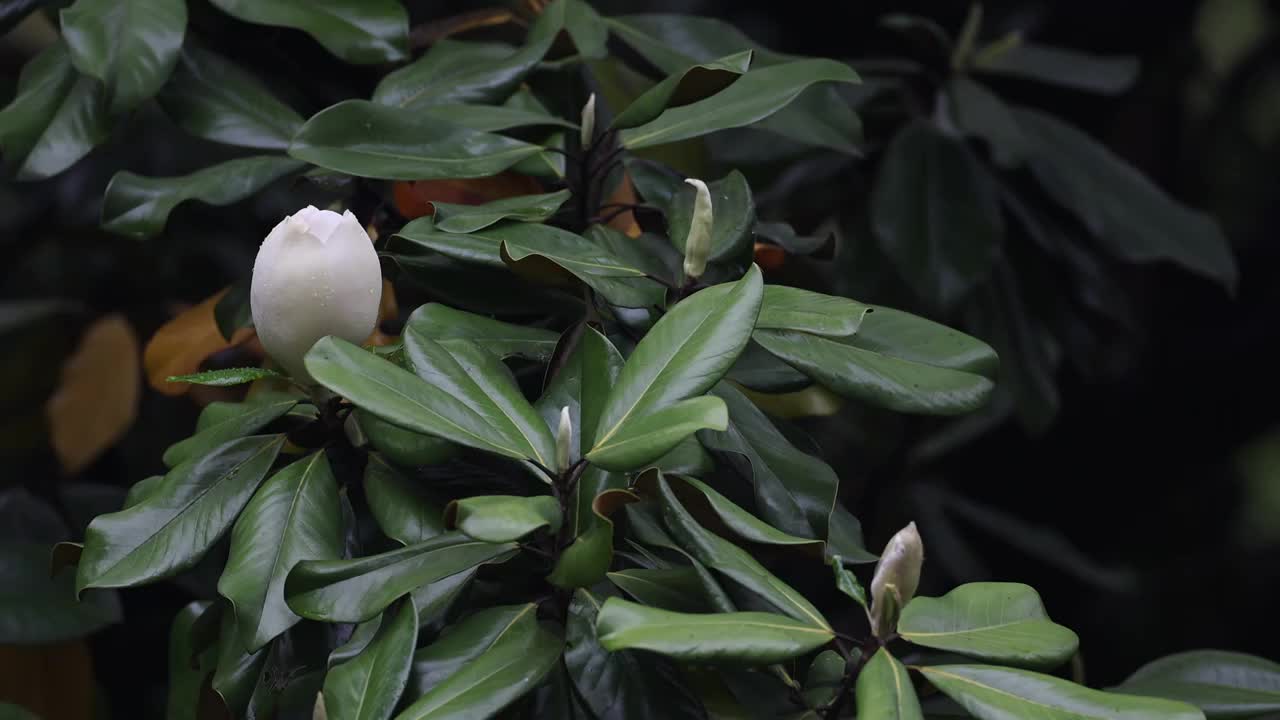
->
[682,178,713,279]
[556,405,573,472]
[250,206,382,383]
[580,93,596,148]
[868,521,924,639]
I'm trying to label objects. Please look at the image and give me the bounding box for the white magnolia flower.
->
[250,206,382,382]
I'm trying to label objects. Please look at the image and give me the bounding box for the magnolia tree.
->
[4,0,1274,719]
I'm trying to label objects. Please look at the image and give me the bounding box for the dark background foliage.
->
[2,0,1278,717]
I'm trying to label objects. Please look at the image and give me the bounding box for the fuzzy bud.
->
[580,93,596,149]
[556,405,573,472]
[682,178,713,279]
[868,521,924,639]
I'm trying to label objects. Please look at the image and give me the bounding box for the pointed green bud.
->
[556,405,573,472]
[580,93,596,149]
[682,178,713,279]
[868,521,924,639]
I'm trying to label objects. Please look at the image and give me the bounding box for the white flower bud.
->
[682,178,713,279]
[250,206,382,383]
[580,93,596,149]
[868,521,924,639]
[556,405,573,472]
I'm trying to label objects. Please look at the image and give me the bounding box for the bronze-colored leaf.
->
[46,314,140,474]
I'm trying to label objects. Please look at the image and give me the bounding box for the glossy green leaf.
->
[832,559,868,608]
[1012,106,1237,290]
[919,665,1206,720]
[406,334,556,466]
[211,611,268,716]
[607,567,712,613]
[753,304,998,415]
[406,604,538,698]
[803,649,846,709]
[410,568,475,628]
[586,395,727,471]
[323,598,418,720]
[702,383,874,562]
[158,46,304,150]
[757,285,870,337]
[285,532,514,623]
[899,583,1079,669]
[166,601,215,720]
[0,42,110,180]
[565,589,707,720]
[218,452,343,652]
[209,0,407,64]
[166,367,283,388]
[374,2,563,109]
[393,219,506,268]
[102,156,307,239]
[675,474,820,549]
[77,435,284,592]
[857,648,923,719]
[498,223,667,308]
[547,489,637,589]
[563,0,606,58]
[872,119,1003,311]
[626,502,738,614]
[289,100,542,180]
[305,336,553,464]
[606,14,861,152]
[0,542,121,644]
[431,190,570,233]
[445,495,561,543]
[404,303,559,362]
[1114,650,1280,718]
[123,474,164,509]
[595,597,833,663]
[611,50,753,130]
[538,329,630,585]
[60,0,186,114]
[397,608,562,720]
[591,265,763,460]
[620,59,859,149]
[357,410,458,468]
[587,225,684,287]
[162,397,296,468]
[654,472,830,629]
[364,454,445,545]
[666,170,756,263]
[976,43,1138,95]
[415,103,574,133]
[329,618,381,669]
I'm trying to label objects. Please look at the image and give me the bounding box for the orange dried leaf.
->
[754,242,787,271]
[410,7,516,47]
[144,288,255,396]
[393,174,544,219]
[46,314,141,475]
[604,172,642,237]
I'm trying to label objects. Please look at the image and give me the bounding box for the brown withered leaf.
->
[46,314,140,475]
[145,288,256,397]
[393,174,544,219]
[604,171,642,238]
